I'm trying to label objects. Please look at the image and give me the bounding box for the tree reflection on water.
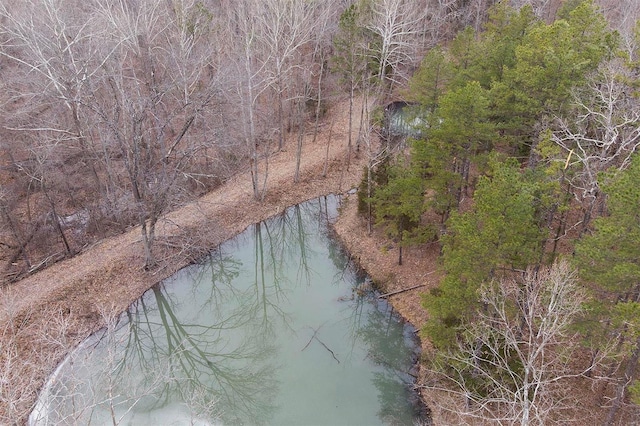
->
[31,196,425,426]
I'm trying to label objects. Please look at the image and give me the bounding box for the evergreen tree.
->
[405,47,453,113]
[447,26,483,89]
[490,0,615,156]
[477,3,537,87]
[576,157,640,304]
[412,80,496,222]
[575,154,640,421]
[423,155,548,349]
[372,161,429,265]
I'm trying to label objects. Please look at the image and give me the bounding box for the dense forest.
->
[0,0,466,278]
[2,0,640,424]
[359,0,640,424]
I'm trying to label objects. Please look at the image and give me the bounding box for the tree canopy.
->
[422,155,548,349]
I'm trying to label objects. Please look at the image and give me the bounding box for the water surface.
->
[31,196,424,425]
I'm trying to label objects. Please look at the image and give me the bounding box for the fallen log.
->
[378,283,427,299]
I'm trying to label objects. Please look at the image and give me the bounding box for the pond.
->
[30,196,427,425]
[384,101,426,140]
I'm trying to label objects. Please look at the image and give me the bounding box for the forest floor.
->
[0,95,441,424]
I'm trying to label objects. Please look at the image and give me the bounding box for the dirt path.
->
[1,123,361,325]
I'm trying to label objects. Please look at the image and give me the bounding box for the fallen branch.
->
[301,323,340,363]
[314,336,340,364]
[301,324,323,352]
[378,283,426,299]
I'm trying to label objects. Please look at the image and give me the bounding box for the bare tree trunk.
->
[277,76,285,151]
[44,189,71,257]
[140,218,157,270]
[243,45,262,201]
[0,204,32,270]
[604,336,640,426]
[322,119,334,178]
[367,169,373,235]
[259,141,271,202]
[347,84,354,171]
[294,87,306,183]
[356,92,366,154]
[312,50,326,145]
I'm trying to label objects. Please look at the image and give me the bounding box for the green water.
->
[30,196,426,425]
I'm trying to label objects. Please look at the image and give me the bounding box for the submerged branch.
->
[301,323,340,363]
[301,324,323,352]
[314,336,340,364]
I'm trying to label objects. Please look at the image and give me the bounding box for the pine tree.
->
[372,161,429,265]
[575,154,640,423]
[490,0,615,156]
[423,155,548,349]
[411,80,496,222]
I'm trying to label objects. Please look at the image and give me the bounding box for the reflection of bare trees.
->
[186,250,242,318]
[364,300,422,419]
[32,197,424,424]
[263,207,313,286]
[32,273,279,425]
[255,195,341,291]
[325,198,426,425]
[150,286,278,423]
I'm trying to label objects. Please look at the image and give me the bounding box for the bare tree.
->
[0,292,39,423]
[364,0,434,94]
[0,0,110,276]
[552,58,640,231]
[509,0,554,20]
[293,3,335,183]
[332,2,374,169]
[356,86,391,235]
[424,261,605,425]
[223,0,336,198]
[86,0,220,268]
[0,185,34,280]
[225,0,274,202]
[598,0,640,55]
[447,0,497,33]
[0,0,109,196]
[0,0,226,271]
[25,137,74,257]
[0,288,79,424]
[254,0,319,151]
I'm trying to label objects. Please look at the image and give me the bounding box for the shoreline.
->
[331,191,442,422]
[0,97,374,423]
[1,97,438,424]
